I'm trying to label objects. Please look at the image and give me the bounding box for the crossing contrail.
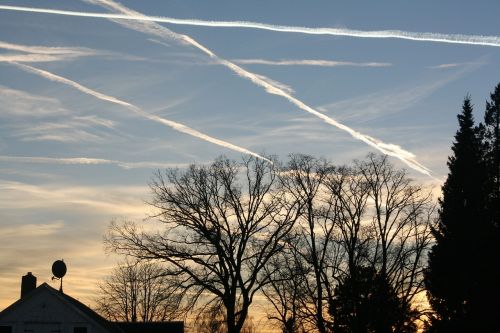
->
[83,0,432,175]
[10,62,270,162]
[1,2,434,174]
[0,4,499,47]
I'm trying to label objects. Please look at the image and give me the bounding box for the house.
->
[0,273,183,333]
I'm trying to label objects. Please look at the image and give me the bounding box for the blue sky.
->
[1,0,499,325]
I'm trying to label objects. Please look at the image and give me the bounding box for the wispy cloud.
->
[0,85,68,117]
[0,155,189,170]
[233,59,392,67]
[13,125,104,143]
[0,40,97,55]
[73,115,116,129]
[0,180,150,308]
[84,0,432,176]
[428,62,483,69]
[0,40,147,63]
[0,180,149,215]
[147,38,171,48]
[429,63,461,69]
[10,62,270,162]
[0,221,65,238]
[0,40,99,63]
[0,53,75,63]
[319,62,482,122]
[2,103,118,142]
[1,4,499,47]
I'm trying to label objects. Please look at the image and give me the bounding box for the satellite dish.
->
[51,260,67,293]
[52,260,67,279]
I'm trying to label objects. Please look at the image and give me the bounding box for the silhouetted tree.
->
[104,156,302,333]
[264,154,434,332]
[329,266,417,333]
[478,83,500,330]
[324,164,371,278]
[425,96,499,332]
[194,305,226,333]
[194,305,256,333]
[357,155,434,314]
[278,154,338,333]
[483,83,500,226]
[262,242,308,333]
[103,154,434,332]
[326,155,433,333]
[95,261,181,322]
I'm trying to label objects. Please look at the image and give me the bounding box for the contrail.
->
[0,40,148,63]
[84,0,432,175]
[10,62,270,162]
[0,40,99,62]
[0,40,97,56]
[0,54,70,63]
[233,59,392,67]
[0,4,499,47]
[0,155,187,169]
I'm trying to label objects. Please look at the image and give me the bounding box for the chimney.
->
[21,272,36,298]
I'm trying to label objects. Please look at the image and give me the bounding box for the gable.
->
[0,284,119,333]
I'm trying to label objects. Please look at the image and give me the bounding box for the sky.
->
[0,0,499,329]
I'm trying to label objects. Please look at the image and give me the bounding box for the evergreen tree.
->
[479,82,500,330]
[330,266,416,333]
[425,96,499,332]
[483,83,500,226]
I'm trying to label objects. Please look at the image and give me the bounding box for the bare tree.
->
[194,305,256,333]
[95,260,181,322]
[263,154,436,332]
[357,154,435,315]
[262,243,308,333]
[276,154,342,333]
[194,305,226,333]
[104,156,302,333]
[324,164,372,276]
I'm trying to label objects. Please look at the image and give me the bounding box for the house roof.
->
[0,283,184,333]
[0,283,124,333]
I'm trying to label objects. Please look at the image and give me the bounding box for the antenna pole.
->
[59,277,63,293]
